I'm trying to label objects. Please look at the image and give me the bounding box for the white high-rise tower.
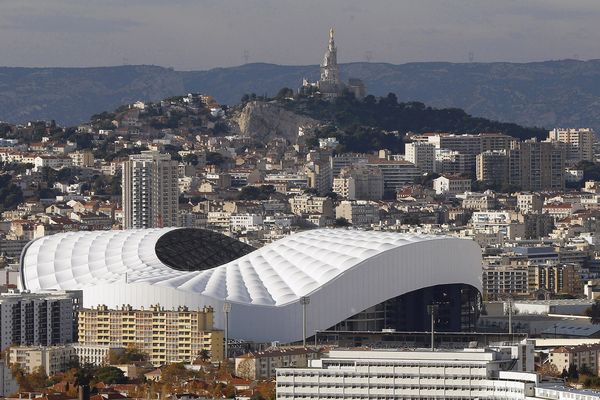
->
[122,151,179,229]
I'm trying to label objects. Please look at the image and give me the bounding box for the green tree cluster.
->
[286,91,546,153]
[0,175,23,211]
[239,185,275,200]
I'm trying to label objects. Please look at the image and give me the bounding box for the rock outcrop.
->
[232,101,319,143]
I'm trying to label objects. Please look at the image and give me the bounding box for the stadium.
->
[19,228,482,343]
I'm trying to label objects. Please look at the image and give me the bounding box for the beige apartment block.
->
[78,304,223,366]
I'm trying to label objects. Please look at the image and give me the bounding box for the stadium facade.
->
[20,228,482,343]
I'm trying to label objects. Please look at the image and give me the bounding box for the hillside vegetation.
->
[274,91,546,153]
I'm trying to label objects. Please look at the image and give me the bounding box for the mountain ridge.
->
[2,60,600,128]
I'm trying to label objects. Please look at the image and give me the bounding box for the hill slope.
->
[2,60,600,128]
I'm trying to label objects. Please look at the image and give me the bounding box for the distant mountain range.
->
[2,60,600,129]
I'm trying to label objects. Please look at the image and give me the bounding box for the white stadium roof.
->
[20,228,482,342]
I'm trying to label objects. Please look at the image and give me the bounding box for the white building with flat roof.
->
[276,345,540,400]
[276,344,599,400]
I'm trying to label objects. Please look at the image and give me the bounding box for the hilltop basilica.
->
[301,28,366,99]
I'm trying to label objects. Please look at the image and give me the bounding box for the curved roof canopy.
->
[155,228,255,272]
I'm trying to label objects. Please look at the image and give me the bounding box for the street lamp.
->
[507,297,513,336]
[223,302,232,361]
[427,304,439,351]
[300,296,310,347]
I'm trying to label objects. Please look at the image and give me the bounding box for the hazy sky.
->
[1,0,599,70]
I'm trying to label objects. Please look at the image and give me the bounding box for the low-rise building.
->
[332,166,384,201]
[230,213,263,231]
[235,347,320,380]
[335,200,380,226]
[549,343,600,376]
[69,151,94,167]
[9,345,75,376]
[433,175,472,195]
[72,344,124,366]
[517,193,544,214]
[276,344,545,400]
[289,195,334,218]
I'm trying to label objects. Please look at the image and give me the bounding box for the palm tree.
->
[199,349,210,363]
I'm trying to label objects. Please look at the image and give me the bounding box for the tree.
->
[275,87,294,100]
[206,152,227,167]
[236,358,255,380]
[538,363,559,377]
[239,185,275,200]
[568,363,579,380]
[334,217,351,227]
[585,300,600,324]
[184,153,200,166]
[75,363,95,386]
[0,175,23,211]
[94,366,126,384]
[108,345,148,364]
[580,364,593,376]
[199,349,210,363]
[12,365,49,391]
[160,363,190,385]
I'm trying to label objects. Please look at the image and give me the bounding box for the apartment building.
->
[332,166,383,200]
[483,264,529,301]
[548,128,594,164]
[289,195,334,218]
[480,133,514,153]
[335,200,380,226]
[433,175,472,195]
[476,150,509,186]
[0,290,81,350]
[405,142,436,173]
[276,345,541,400]
[461,193,498,211]
[426,134,482,171]
[549,343,600,376]
[305,159,332,195]
[330,153,369,177]
[68,150,94,167]
[235,347,320,380]
[517,193,544,214]
[528,264,583,296]
[230,213,263,231]
[122,151,179,229]
[366,157,420,193]
[9,345,75,376]
[510,140,565,191]
[33,155,73,170]
[434,149,470,175]
[78,304,223,366]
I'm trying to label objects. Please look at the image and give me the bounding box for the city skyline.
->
[1,1,600,69]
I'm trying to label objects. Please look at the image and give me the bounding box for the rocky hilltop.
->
[3,60,600,129]
[231,101,319,143]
